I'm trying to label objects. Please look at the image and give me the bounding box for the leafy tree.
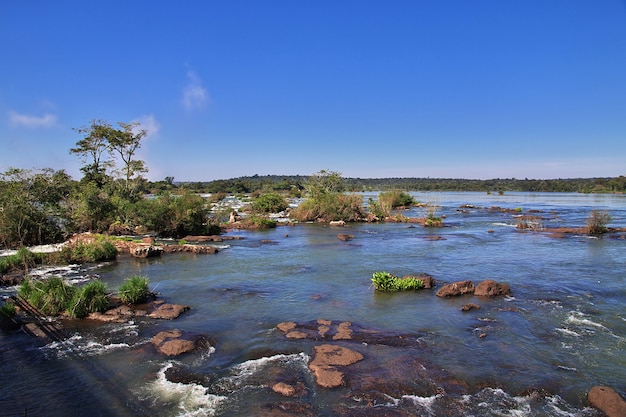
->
[107,122,148,198]
[251,192,289,214]
[70,119,113,188]
[0,168,71,248]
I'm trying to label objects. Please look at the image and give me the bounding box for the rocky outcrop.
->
[148,303,190,320]
[152,329,198,356]
[161,244,218,254]
[129,244,163,258]
[436,280,475,297]
[588,386,626,417]
[308,344,364,388]
[337,233,354,241]
[329,220,345,227]
[474,279,511,297]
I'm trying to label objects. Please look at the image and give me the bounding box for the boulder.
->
[461,303,481,312]
[588,386,626,417]
[329,220,345,227]
[474,280,511,297]
[152,329,197,356]
[148,303,190,320]
[436,280,475,297]
[337,234,354,241]
[309,344,364,388]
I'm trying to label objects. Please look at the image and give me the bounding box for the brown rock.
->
[588,386,626,417]
[141,237,155,244]
[309,344,364,388]
[148,304,190,320]
[286,331,308,339]
[333,321,353,340]
[474,280,511,297]
[159,339,196,356]
[461,303,481,312]
[130,244,164,258]
[152,329,183,346]
[436,280,475,297]
[272,382,297,397]
[277,322,296,333]
[337,234,354,241]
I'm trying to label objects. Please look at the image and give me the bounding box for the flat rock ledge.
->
[308,344,364,388]
[148,303,190,320]
[588,386,626,417]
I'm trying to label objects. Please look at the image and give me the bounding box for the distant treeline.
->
[171,175,626,195]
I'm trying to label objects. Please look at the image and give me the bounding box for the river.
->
[1,192,624,416]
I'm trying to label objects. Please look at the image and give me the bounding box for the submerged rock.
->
[309,344,364,388]
[151,329,208,356]
[337,233,354,241]
[436,280,475,297]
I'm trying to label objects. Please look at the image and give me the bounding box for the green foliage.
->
[0,301,16,319]
[53,239,117,264]
[19,277,76,316]
[291,172,365,222]
[586,210,611,235]
[251,193,289,214]
[0,247,39,274]
[371,271,424,292]
[242,216,277,229]
[368,190,414,219]
[67,280,109,318]
[118,275,149,304]
[0,168,71,248]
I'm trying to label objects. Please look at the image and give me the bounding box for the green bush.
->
[586,209,611,235]
[0,247,39,274]
[118,275,149,304]
[51,238,117,264]
[67,280,109,318]
[19,277,76,316]
[371,271,424,292]
[251,193,289,214]
[0,301,16,319]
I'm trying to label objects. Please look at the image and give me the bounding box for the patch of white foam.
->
[41,333,131,358]
[221,352,310,389]
[402,394,442,415]
[491,222,516,227]
[556,327,581,337]
[146,362,226,417]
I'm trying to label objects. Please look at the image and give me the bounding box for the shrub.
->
[52,239,117,264]
[0,301,16,319]
[292,193,365,222]
[0,247,39,274]
[67,280,109,318]
[586,210,611,235]
[118,275,149,304]
[371,271,424,292]
[19,277,76,316]
[251,193,289,214]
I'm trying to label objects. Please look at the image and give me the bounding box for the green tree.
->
[0,168,72,248]
[70,119,113,188]
[107,122,148,198]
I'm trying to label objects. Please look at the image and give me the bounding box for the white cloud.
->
[182,70,208,110]
[132,114,160,139]
[8,111,57,128]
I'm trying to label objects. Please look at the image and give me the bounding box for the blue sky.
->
[1,1,625,181]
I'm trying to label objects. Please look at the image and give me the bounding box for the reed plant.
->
[118,275,149,304]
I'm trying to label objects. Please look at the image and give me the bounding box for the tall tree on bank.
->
[107,122,148,198]
[70,120,113,188]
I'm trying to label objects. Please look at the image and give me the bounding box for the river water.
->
[1,192,625,416]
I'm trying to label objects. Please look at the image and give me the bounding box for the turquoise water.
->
[1,192,625,416]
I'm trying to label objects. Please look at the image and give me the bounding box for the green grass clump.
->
[371,271,424,292]
[55,240,117,263]
[0,247,40,274]
[67,280,109,318]
[118,275,149,304]
[0,301,16,319]
[19,277,75,316]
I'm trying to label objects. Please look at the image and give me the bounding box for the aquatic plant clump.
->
[371,271,424,292]
[118,275,150,304]
[67,280,109,318]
